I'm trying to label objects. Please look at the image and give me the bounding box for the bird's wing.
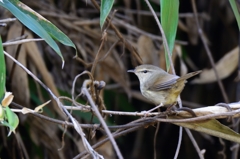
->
[148,74,179,91]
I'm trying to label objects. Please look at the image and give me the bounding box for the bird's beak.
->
[127,69,135,73]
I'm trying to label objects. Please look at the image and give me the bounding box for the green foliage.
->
[229,0,240,30]
[3,106,19,136]
[0,0,76,65]
[160,0,179,71]
[0,36,5,101]
[100,0,114,29]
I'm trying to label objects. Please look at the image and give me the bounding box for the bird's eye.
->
[142,70,148,73]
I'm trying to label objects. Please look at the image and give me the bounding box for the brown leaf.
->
[137,35,158,65]
[192,47,238,84]
[6,22,29,106]
[25,32,65,117]
[1,92,14,107]
[95,51,131,96]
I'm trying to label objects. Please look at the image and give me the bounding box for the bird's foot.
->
[141,103,163,117]
[215,103,232,122]
[175,107,197,117]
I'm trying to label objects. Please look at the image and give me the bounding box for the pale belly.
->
[141,90,168,105]
[141,82,185,106]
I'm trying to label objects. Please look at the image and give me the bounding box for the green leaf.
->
[5,106,19,136]
[229,0,240,30]
[0,0,77,64]
[0,36,5,102]
[161,0,179,71]
[0,105,5,120]
[173,118,240,143]
[100,0,114,29]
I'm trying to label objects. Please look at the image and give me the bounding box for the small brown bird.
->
[128,64,201,107]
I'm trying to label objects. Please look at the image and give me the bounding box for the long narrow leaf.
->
[229,0,240,30]
[100,0,114,29]
[0,0,63,61]
[0,0,77,64]
[0,36,5,101]
[5,106,19,136]
[161,0,179,71]
[13,1,76,49]
[174,119,240,143]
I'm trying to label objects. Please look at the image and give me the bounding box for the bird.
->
[128,64,201,107]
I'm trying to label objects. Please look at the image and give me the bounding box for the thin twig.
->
[4,51,61,109]
[185,128,205,159]
[113,19,188,45]
[175,97,183,159]
[82,88,123,159]
[5,34,28,42]
[232,31,240,159]
[3,38,43,46]
[173,127,183,159]
[116,8,209,18]
[90,0,143,64]
[218,138,226,159]
[90,29,107,75]
[73,125,142,159]
[144,0,175,74]
[11,100,240,127]
[4,51,103,159]
[63,102,240,119]
[8,26,25,85]
[0,18,17,23]
[75,116,158,158]
[144,1,184,158]
[191,0,229,103]
[153,122,160,159]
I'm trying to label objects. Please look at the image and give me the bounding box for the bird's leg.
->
[159,103,177,117]
[215,103,232,122]
[175,107,197,117]
[141,103,163,117]
[164,103,197,117]
[148,103,164,113]
[166,102,177,112]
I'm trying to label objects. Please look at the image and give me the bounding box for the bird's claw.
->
[215,103,232,122]
[140,110,150,117]
[175,107,197,117]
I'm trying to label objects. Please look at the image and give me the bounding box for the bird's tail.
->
[177,70,202,81]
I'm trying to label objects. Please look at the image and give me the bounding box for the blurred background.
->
[0,0,239,159]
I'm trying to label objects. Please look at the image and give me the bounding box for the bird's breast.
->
[140,81,186,106]
[141,89,167,105]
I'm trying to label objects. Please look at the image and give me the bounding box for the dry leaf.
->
[6,22,29,106]
[28,116,64,159]
[175,45,188,76]
[1,92,14,107]
[24,31,65,118]
[21,100,51,114]
[34,100,51,112]
[192,47,238,84]
[137,35,158,65]
[96,50,131,96]
[96,137,115,159]
[186,17,199,45]
[159,45,178,74]
[6,21,65,117]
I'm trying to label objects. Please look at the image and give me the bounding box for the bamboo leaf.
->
[173,118,240,143]
[229,0,240,30]
[0,36,5,102]
[100,0,114,29]
[161,0,179,71]
[5,106,19,136]
[0,0,77,65]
